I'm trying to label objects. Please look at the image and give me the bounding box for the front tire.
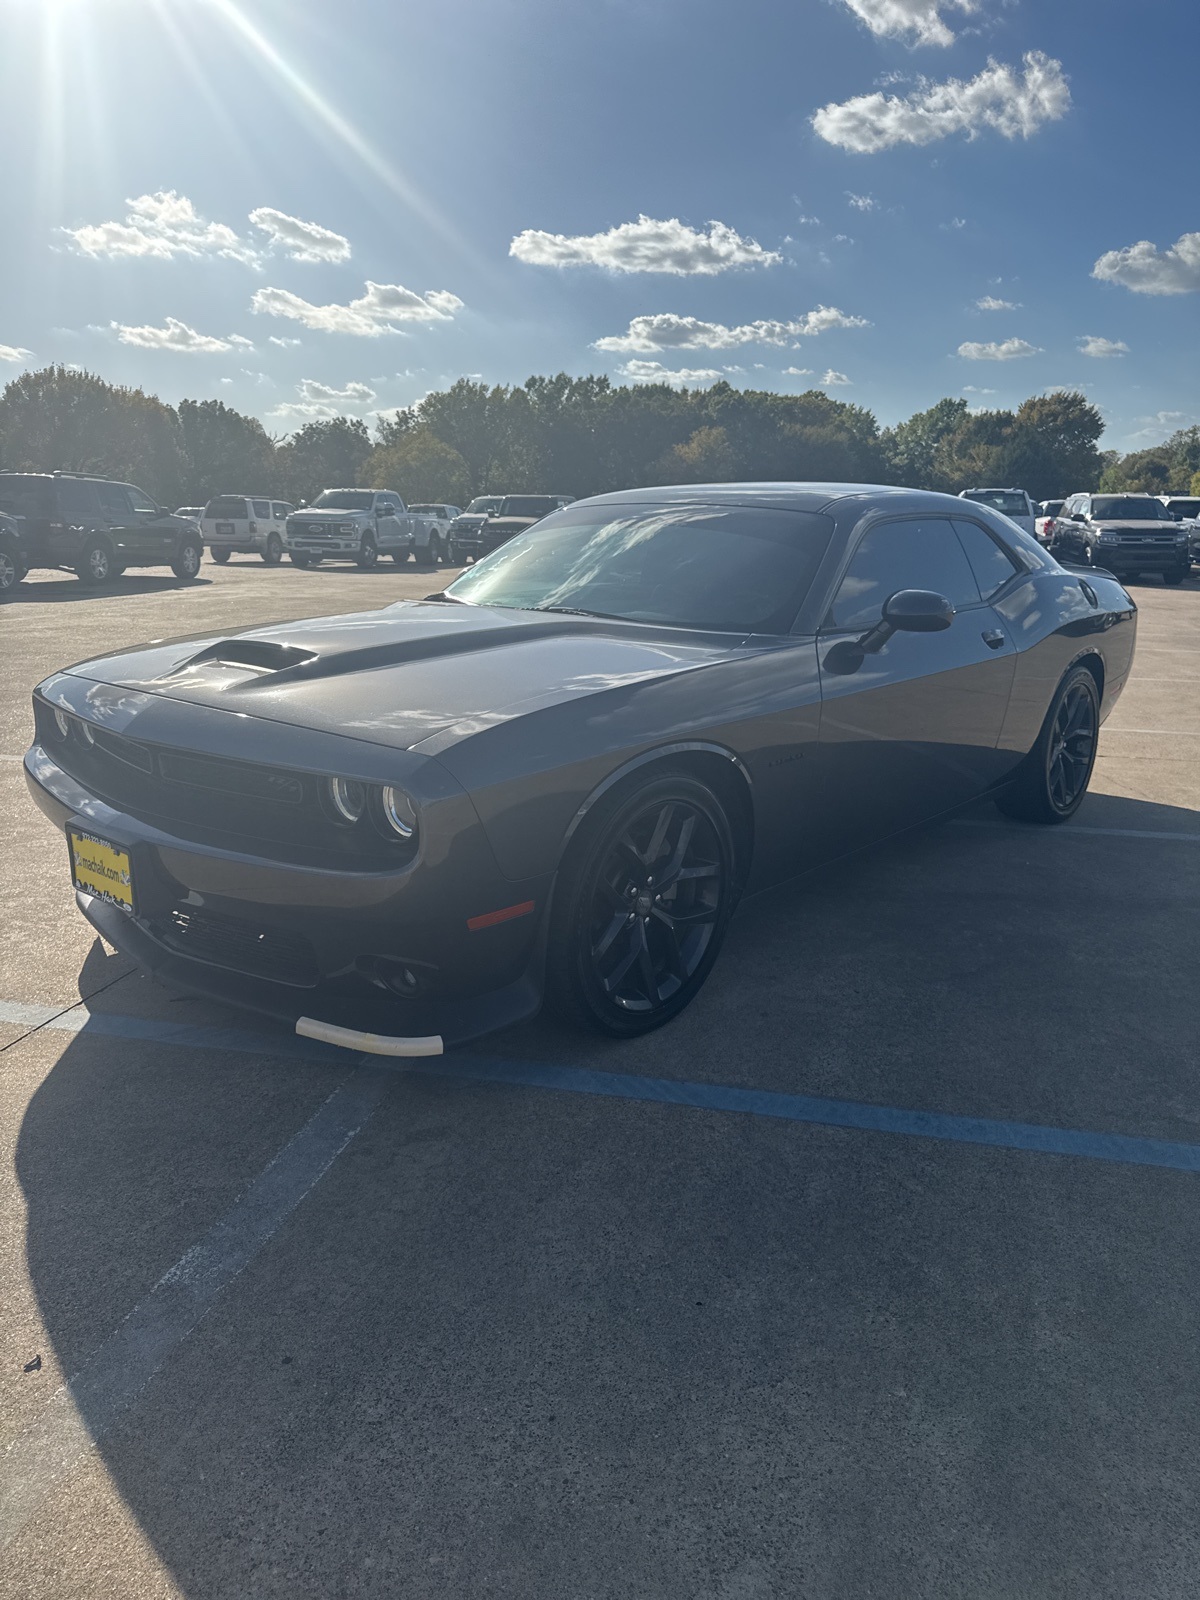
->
[1163,566,1188,586]
[262,533,283,565]
[995,665,1100,825]
[75,536,116,585]
[0,545,24,597]
[171,538,203,580]
[210,547,231,565]
[290,551,312,568]
[356,533,379,569]
[546,772,736,1038]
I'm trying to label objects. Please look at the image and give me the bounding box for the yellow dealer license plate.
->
[68,827,135,916]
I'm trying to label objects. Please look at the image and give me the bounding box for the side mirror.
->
[858,589,954,656]
[378,505,394,516]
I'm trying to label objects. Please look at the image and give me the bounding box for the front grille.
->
[36,701,416,871]
[151,906,318,986]
[1115,534,1175,546]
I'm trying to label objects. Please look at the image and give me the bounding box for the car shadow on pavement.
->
[7,576,214,604]
[8,788,1200,1597]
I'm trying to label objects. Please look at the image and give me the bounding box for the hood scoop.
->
[172,639,319,676]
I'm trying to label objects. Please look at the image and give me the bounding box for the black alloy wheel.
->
[211,547,231,564]
[356,533,379,569]
[0,545,22,596]
[172,539,203,580]
[548,773,736,1037]
[75,536,114,585]
[263,533,283,565]
[995,665,1099,825]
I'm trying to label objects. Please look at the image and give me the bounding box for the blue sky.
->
[2,0,1197,449]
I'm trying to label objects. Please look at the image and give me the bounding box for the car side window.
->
[272,503,289,519]
[96,483,133,520]
[253,499,271,518]
[126,486,158,515]
[827,517,982,632]
[57,480,99,521]
[952,519,1020,599]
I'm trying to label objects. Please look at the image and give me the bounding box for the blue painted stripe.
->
[6,1002,1200,1173]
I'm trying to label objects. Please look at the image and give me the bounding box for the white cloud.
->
[1091,232,1200,295]
[812,52,1071,153]
[249,207,351,263]
[269,377,378,421]
[0,344,32,363]
[783,366,814,377]
[1077,335,1129,358]
[846,192,877,211]
[976,295,1018,310]
[65,191,256,263]
[836,0,976,47]
[618,359,723,386]
[251,281,463,336]
[111,317,243,353]
[958,337,1042,360]
[269,335,302,348]
[941,217,968,231]
[593,306,868,353]
[510,215,780,274]
[962,385,996,394]
[821,369,852,386]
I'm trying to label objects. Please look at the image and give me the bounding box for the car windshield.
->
[312,491,374,511]
[0,477,51,518]
[964,491,1028,516]
[498,497,554,518]
[204,496,249,518]
[466,497,503,514]
[1042,501,1064,516]
[1092,496,1173,521]
[445,502,835,634]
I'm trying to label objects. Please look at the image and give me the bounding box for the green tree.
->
[278,417,373,503]
[1098,447,1172,493]
[370,427,470,504]
[0,365,184,501]
[881,398,970,490]
[176,398,276,504]
[658,425,736,483]
[1191,469,1200,496]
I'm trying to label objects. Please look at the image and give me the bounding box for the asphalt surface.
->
[2,554,1199,1599]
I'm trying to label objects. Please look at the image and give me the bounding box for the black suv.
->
[1051,493,1192,585]
[0,472,204,585]
[451,494,574,563]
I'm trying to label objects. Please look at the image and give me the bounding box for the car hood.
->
[289,508,369,523]
[1093,519,1186,532]
[59,601,751,752]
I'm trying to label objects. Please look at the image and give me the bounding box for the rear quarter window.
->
[953,519,1021,598]
[204,497,249,519]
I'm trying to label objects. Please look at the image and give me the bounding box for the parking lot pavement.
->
[2,565,1200,1598]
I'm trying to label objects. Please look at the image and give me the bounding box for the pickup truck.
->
[406,504,462,568]
[283,489,417,568]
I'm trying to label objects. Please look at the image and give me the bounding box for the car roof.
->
[573,482,990,517]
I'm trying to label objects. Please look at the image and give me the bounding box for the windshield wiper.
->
[421,591,467,603]
[529,604,626,621]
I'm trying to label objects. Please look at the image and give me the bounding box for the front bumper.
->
[1096,543,1189,572]
[25,744,549,1048]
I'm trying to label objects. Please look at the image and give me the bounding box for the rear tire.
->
[546,772,736,1038]
[171,538,203,581]
[356,533,379,569]
[75,536,115,585]
[995,665,1099,826]
[262,533,283,565]
[211,547,231,565]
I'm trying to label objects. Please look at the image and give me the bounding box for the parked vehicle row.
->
[449,494,575,563]
[1049,493,1193,584]
[202,496,295,564]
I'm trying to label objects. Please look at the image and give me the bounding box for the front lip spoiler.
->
[296,1015,443,1057]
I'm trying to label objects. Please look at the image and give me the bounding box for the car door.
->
[124,484,174,562]
[94,482,138,559]
[815,514,1018,852]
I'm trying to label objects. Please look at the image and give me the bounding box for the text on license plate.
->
[215,522,234,534]
[68,828,135,915]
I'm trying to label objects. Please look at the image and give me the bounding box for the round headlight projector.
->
[328,777,366,824]
[381,785,416,838]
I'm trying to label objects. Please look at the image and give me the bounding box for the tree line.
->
[1,364,1194,511]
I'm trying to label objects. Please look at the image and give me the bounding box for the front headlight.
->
[381,785,416,839]
[339,522,356,534]
[1097,530,1119,541]
[328,777,366,823]
[53,708,70,738]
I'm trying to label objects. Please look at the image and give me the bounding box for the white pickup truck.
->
[283,488,417,569]
[406,504,462,568]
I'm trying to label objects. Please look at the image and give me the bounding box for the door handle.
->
[981,628,1006,649]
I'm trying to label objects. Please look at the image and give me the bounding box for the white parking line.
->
[0,1065,387,1548]
[954,820,1200,843]
[1102,727,1200,736]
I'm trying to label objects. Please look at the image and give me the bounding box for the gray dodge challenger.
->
[25,484,1136,1055]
